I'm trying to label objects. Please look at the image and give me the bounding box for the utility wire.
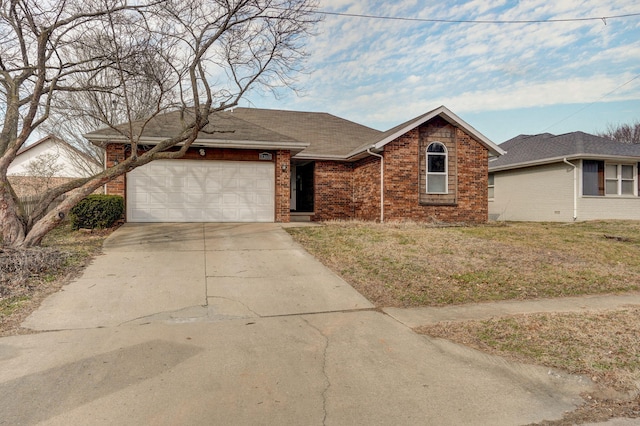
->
[313,10,640,25]
[542,73,640,132]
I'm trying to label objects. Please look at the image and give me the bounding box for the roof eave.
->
[489,154,640,172]
[86,135,309,155]
[357,105,505,157]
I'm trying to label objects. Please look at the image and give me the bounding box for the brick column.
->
[105,144,126,197]
[275,150,291,223]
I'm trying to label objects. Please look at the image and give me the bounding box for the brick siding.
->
[314,119,489,224]
[275,150,291,223]
[313,161,353,221]
[353,156,381,221]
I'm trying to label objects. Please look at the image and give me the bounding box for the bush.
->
[69,195,124,230]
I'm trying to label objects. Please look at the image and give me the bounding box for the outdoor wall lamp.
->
[281,164,288,172]
[199,148,206,157]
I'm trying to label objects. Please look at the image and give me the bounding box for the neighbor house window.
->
[605,164,635,196]
[426,142,447,194]
[488,173,495,199]
[582,160,604,196]
[583,160,636,196]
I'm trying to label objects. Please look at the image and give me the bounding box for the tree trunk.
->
[0,183,27,247]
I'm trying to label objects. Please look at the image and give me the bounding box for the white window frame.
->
[488,173,495,200]
[605,163,636,196]
[426,142,448,194]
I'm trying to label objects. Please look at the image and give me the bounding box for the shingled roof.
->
[489,131,640,171]
[85,106,502,160]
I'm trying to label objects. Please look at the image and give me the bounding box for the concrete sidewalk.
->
[0,223,611,425]
[385,292,640,328]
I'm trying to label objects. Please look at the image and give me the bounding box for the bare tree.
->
[0,0,319,248]
[21,152,64,195]
[598,121,640,144]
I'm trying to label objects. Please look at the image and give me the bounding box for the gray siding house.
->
[489,132,640,222]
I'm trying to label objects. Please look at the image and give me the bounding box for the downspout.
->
[563,158,577,221]
[367,148,384,223]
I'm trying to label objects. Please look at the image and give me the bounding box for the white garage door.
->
[127,160,275,222]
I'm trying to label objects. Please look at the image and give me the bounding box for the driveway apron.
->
[2,223,594,425]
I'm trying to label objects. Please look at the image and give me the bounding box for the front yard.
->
[287,220,640,425]
[287,220,640,307]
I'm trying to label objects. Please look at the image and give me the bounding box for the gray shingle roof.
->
[489,132,640,171]
[229,108,382,157]
[86,106,501,160]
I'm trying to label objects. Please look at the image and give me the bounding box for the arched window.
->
[426,142,447,194]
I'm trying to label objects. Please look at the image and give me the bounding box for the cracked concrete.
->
[0,223,606,425]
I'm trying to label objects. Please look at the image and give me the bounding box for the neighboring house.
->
[8,135,103,197]
[85,105,504,224]
[489,132,640,222]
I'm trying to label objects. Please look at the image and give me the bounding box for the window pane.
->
[488,187,494,199]
[605,180,618,195]
[622,165,634,179]
[427,143,445,153]
[583,160,603,196]
[488,173,494,185]
[622,180,634,195]
[428,175,446,193]
[605,164,617,179]
[428,154,446,172]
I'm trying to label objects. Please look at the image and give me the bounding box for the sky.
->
[244,0,640,144]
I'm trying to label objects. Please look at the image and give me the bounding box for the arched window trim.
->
[426,142,448,194]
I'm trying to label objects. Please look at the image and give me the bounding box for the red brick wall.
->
[455,128,489,222]
[275,150,291,223]
[381,123,488,223]
[104,144,291,223]
[353,156,381,221]
[105,144,126,197]
[312,121,490,224]
[313,161,353,221]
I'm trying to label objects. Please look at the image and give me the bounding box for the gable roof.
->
[85,105,501,160]
[17,135,102,167]
[363,105,505,158]
[489,131,640,172]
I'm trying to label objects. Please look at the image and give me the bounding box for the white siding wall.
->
[578,197,640,220]
[8,140,101,178]
[490,162,575,222]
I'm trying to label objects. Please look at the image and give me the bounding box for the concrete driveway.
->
[1,223,593,425]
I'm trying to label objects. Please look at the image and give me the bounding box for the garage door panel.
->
[127,160,275,223]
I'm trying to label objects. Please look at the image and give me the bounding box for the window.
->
[583,160,604,196]
[606,164,635,196]
[488,173,495,199]
[583,160,636,196]
[426,142,447,194]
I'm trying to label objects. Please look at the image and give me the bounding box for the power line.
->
[542,73,640,132]
[314,10,640,25]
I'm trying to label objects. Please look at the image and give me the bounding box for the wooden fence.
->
[18,194,66,217]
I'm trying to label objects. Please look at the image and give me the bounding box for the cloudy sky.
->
[246,0,640,143]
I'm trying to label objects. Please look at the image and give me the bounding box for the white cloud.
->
[249,0,640,137]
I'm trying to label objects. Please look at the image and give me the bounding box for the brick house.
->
[85,106,504,224]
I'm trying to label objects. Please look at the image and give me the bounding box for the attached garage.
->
[126,159,275,222]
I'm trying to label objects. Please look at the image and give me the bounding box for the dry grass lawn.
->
[287,220,640,307]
